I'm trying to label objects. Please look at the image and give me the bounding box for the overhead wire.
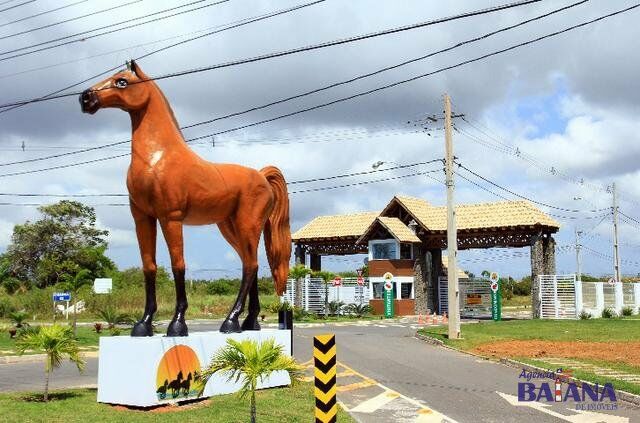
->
[0,0,326,115]
[0,0,87,30]
[0,0,35,13]
[0,0,233,62]
[0,0,140,41]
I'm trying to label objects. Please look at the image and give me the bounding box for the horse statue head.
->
[79,60,152,114]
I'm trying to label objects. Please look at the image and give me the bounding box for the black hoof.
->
[220,318,241,333]
[241,316,261,331]
[167,319,188,337]
[131,320,154,337]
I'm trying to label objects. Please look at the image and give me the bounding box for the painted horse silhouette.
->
[80,60,291,336]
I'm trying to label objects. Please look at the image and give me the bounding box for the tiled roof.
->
[393,195,559,231]
[291,212,378,241]
[365,217,421,243]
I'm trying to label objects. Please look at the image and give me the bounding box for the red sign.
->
[332,276,342,286]
[357,276,365,286]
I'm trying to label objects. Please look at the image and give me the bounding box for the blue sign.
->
[53,292,71,302]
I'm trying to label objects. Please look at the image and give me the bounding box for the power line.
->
[0,0,544,109]
[0,166,444,204]
[0,0,574,163]
[0,0,325,115]
[3,3,637,175]
[0,0,35,13]
[0,0,232,62]
[0,159,442,194]
[0,0,141,40]
[0,0,87,29]
[455,162,609,213]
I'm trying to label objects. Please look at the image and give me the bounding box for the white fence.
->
[438,277,492,317]
[538,275,640,319]
[281,276,370,313]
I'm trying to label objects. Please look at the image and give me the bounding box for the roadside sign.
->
[383,272,394,318]
[332,276,342,287]
[489,272,500,284]
[94,278,113,294]
[490,280,501,321]
[490,281,499,293]
[356,269,363,277]
[53,292,71,302]
[357,276,365,286]
[607,277,616,285]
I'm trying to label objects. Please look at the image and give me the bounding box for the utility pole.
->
[612,182,621,282]
[444,93,460,339]
[575,228,582,282]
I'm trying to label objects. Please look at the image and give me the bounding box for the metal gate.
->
[438,277,492,317]
[282,277,369,313]
[538,274,577,319]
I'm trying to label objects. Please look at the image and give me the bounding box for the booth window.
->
[400,283,412,299]
[400,243,412,259]
[372,242,397,260]
[372,282,384,299]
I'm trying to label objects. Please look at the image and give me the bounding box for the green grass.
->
[502,295,531,308]
[418,318,640,351]
[0,384,353,423]
[0,326,103,356]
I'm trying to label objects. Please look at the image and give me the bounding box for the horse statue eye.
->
[115,78,128,89]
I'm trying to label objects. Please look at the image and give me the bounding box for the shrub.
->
[257,277,274,295]
[345,303,373,318]
[513,278,532,296]
[0,296,15,318]
[327,301,345,316]
[622,306,634,317]
[579,310,592,320]
[293,306,310,321]
[601,308,617,319]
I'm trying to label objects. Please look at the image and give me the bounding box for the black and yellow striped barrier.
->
[314,334,337,423]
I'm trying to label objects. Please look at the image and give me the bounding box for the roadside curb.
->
[0,351,99,364]
[414,331,640,407]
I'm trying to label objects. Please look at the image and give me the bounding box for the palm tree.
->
[8,310,29,328]
[95,305,134,329]
[197,338,302,423]
[59,269,93,336]
[288,264,310,309]
[15,325,85,401]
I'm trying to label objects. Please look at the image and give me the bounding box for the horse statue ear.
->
[130,59,138,75]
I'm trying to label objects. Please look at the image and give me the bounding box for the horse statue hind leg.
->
[219,166,291,333]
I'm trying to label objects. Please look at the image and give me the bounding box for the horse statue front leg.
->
[131,208,157,337]
[160,218,189,337]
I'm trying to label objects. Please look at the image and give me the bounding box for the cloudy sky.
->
[1,0,639,280]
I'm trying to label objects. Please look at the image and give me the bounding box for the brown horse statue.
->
[79,60,291,336]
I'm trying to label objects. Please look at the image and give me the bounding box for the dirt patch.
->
[111,398,210,413]
[473,340,640,367]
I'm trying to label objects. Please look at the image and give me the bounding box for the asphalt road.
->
[1,321,638,422]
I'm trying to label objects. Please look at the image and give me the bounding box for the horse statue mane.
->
[80,60,291,336]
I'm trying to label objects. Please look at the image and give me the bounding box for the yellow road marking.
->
[351,390,400,413]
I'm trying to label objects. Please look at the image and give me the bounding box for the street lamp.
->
[372,160,400,170]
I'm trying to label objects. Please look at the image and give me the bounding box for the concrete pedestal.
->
[97,329,292,407]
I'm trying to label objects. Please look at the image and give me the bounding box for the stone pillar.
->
[310,253,321,271]
[430,249,442,313]
[543,236,556,274]
[531,235,544,318]
[294,245,306,266]
[413,246,429,315]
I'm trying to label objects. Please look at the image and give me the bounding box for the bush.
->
[257,277,274,295]
[622,306,634,317]
[206,279,240,296]
[293,306,310,321]
[327,301,345,316]
[513,278,532,296]
[344,303,373,318]
[579,310,592,320]
[601,308,617,319]
[0,296,16,318]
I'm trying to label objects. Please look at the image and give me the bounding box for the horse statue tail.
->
[260,166,292,296]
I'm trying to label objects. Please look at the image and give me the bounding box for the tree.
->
[15,325,85,401]
[8,310,29,328]
[2,201,114,287]
[288,264,310,309]
[59,268,93,337]
[198,338,302,423]
[312,270,335,319]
